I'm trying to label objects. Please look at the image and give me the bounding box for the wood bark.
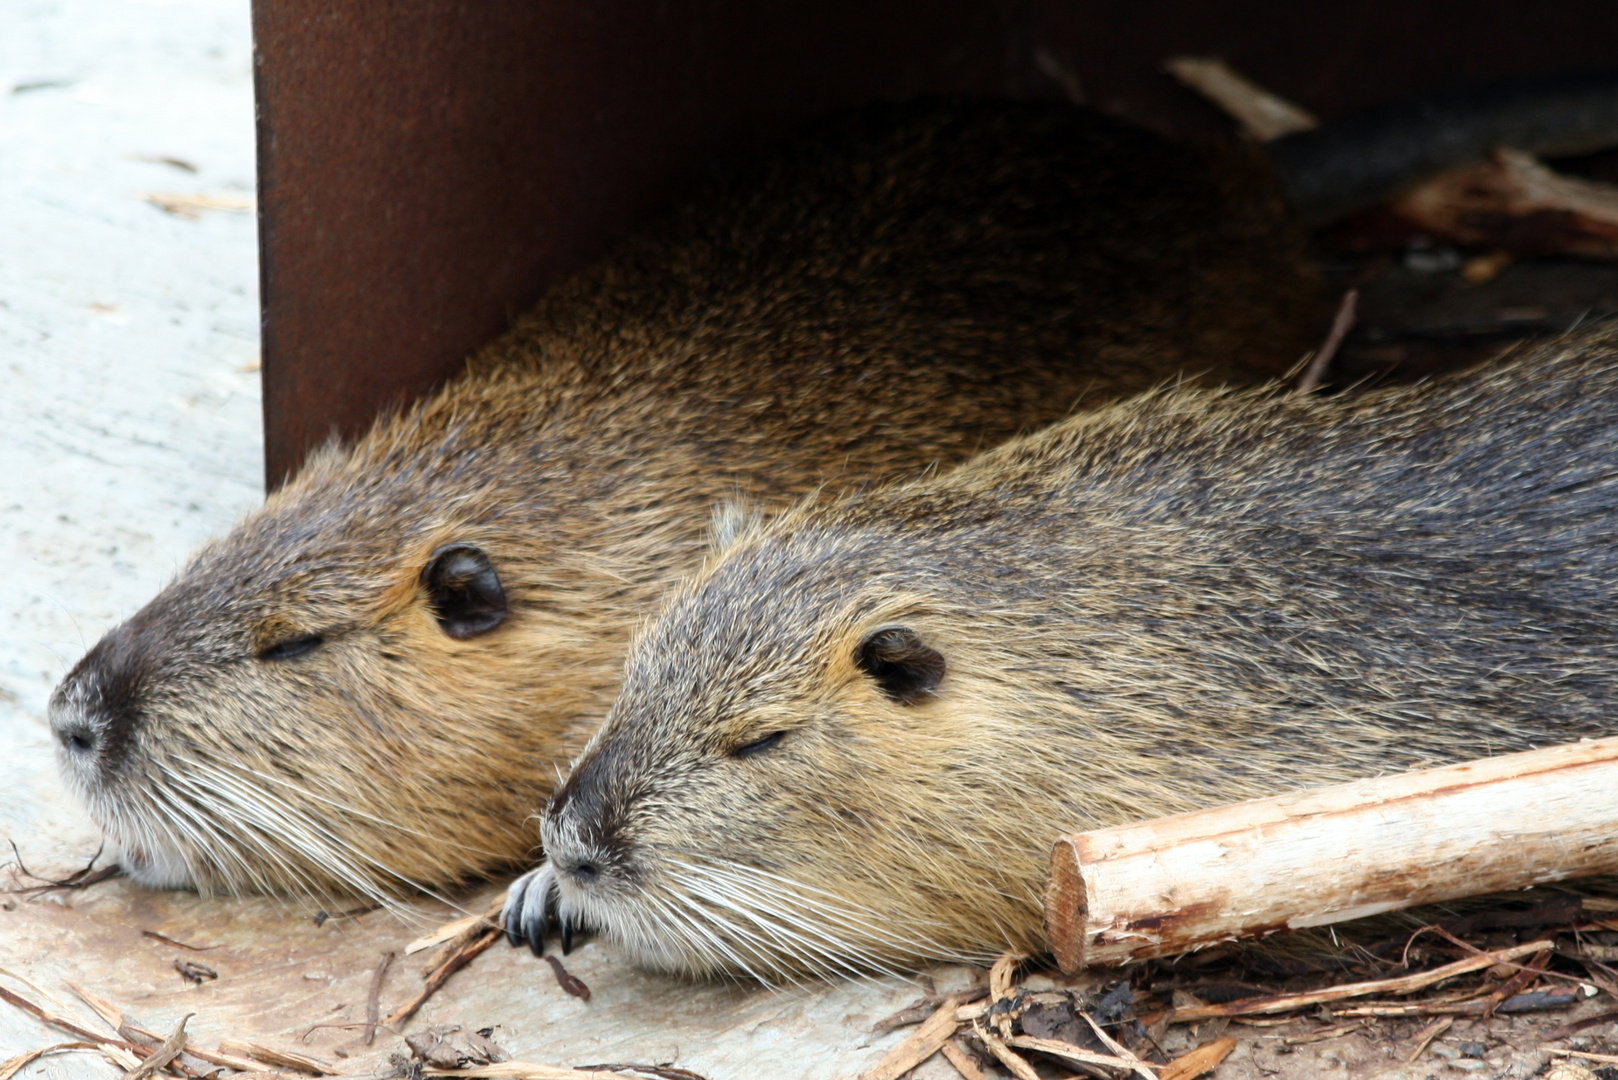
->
[1045,735,1618,971]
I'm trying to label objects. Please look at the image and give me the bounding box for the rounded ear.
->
[422,544,508,639]
[853,626,945,705]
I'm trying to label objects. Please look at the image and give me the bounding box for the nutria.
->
[506,325,1618,979]
[48,99,1321,901]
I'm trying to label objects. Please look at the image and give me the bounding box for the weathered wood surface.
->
[1046,735,1618,971]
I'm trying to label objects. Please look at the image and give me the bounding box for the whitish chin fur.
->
[505,856,988,983]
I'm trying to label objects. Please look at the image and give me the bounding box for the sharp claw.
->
[560,916,573,955]
[501,883,523,949]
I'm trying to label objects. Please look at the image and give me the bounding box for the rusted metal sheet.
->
[255,0,1618,488]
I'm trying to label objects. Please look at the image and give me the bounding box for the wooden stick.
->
[1292,288,1357,396]
[1168,941,1553,1021]
[384,925,500,1028]
[1159,1037,1235,1080]
[940,1039,991,1080]
[858,997,959,1080]
[1046,735,1618,971]
[1005,1035,1156,1077]
[1163,57,1319,141]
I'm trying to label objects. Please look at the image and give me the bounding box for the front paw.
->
[501,863,557,956]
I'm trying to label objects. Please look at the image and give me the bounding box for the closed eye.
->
[732,731,786,758]
[258,634,324,661]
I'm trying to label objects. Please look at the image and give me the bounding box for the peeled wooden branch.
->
[1045,735,1618,971]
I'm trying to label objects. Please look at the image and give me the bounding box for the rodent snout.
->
[49,633,146,785]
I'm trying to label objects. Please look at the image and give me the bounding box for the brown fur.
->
[48,100,1319,900]
[513,326,1618,979]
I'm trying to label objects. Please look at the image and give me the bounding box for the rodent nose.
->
[564,861,600,885]
[54,720,99,757]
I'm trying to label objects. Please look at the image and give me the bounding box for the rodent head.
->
[536,522,1054,980]
[48,387,645,902]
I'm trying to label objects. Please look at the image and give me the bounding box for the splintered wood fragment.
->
[970,1024,1043,1080]
[1388,148,1618,258]
[874,987,989,1033]
[940,1039,991,1080]
[1174,941,1554,1021]
[0,984,144,1067]
[365,951,395,1045]
[1158,1036,1236,1080]
[386,925,501,1028]
[218,1038,338,1075]
[1293,288,1357,396]
[1163,57,1319,141]
[0,1042,99,1080]
[1548,1047,1618,1066]
[858,997,959,1080]
[64,978,269,1071]
[125,1014,191,1080]
[1080,1009,1152,1076]
[1332,983,1589,1017]
[1407,1017,1454,1063]
[407,897,507,955]
[1005,1035,1157,1076]
[422,1066,658,1079]
[544,955,591,1001]
[1046,734,1618,971]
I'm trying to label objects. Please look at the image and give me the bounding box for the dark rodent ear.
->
[853,626,945,705]
[422,544,508,639]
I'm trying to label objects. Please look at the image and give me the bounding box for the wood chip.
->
[140,193,255,218]
[0,1042,98,1080]
[406,910,492,954]
[858,997,959,1080]
[1159,1036,1235,1080]
[421,1066,651,1079]
[970,1023,1042,1080]
[1006,1034,1157,1076]
[64,979,268,1071]
[1080,1009,1154,1078]
[365,951,395,1045]
[218,1038,338,1075]
[1163,56,1319,141]
[1172,939,1554,1020]
[1548,1047,1618,1066]
[544,955,591,1001]
[124,1014,190,1080]
[386,925,501,1028]
[940,1039,991,1080]
[1407,1016,1453,1063]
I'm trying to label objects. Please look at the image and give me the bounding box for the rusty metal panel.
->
[255,0,1618,487]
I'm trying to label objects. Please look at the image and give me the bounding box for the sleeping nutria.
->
[507,325,1618,977]
[48,99,1320,900]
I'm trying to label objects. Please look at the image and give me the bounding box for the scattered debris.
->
[0,1040,99,1080]
[9,78,75,94]
[544,955,591,1002]
[174,958,219,984]
[129,153,200,173]
[1294,288,1359,394]
[140,192,255,219]
[218,1037,338,1074]
[312,902,383,927]
[4,840,119,897]
[405,1024,510,1069]
[142,929,217,951]
[365,951,396,1046]
[1163,56,1319,142]
[124,1013,191,1080]
[385,923,501,1029]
